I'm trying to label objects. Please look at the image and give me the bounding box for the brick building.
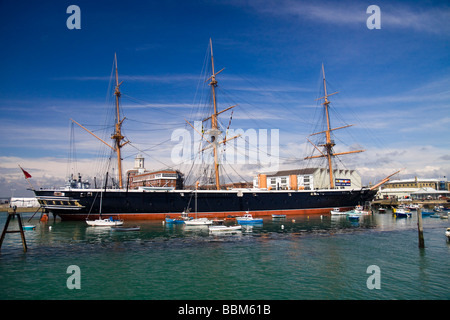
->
[126,154,184,189]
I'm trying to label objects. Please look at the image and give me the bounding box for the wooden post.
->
[417,207,425,248]
[0,206,27,253]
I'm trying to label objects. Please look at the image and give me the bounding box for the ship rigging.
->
[304,64,365,189]
[185,38,240,190]
[70,53,129,189]
[33,42,395,221]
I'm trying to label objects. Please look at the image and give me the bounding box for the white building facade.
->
[253,168,362,190]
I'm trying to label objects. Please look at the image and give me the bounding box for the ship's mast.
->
[111,53,126,189]
[321,64,335,189]
[209,38,221,190]
[185,39,238,190]
[305,64,364,189]
[71,53,129,189]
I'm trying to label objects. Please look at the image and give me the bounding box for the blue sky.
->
[1,0,449,196]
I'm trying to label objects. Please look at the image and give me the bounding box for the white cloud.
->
[233,0,450,34]
[346,145,450,184]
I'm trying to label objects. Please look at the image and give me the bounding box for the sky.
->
[0,0,449,197]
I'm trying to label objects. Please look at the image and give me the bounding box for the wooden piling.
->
[0,206,28,253]
[417,207,425,249]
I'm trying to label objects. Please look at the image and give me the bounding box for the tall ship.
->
[33,40,392,221]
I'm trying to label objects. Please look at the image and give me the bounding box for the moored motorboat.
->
[353,205,371,214]
[445,228,450,240]
[330,208,346,215]
[184,217,213,226]
[236,213,263,225]
[393,204,410,215]
[421,209,433,216]
[346,205,371,216]
[165,211,192,224]
[394,208,411,218]
[407,204,419,210]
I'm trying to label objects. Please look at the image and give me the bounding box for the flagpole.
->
[18,165,35,190]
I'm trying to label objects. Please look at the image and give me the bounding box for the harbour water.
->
[0,210,448,300]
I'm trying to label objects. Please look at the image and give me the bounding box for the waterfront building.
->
[10,197,40,207]
[378,177,450,200]
[253,168,362,190]
[126,154,184,189]
[383,177,448,190]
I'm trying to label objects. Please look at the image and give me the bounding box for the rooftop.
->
[388,178,447,183]
[262,167,356,177]
[264,168,317,177]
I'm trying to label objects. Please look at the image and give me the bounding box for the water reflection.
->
[1,209,448,250]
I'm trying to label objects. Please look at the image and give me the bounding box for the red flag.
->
[20,166,32,179]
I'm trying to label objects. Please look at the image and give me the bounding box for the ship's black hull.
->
[34,188,377,221]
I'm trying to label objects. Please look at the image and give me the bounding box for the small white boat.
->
[86,217,124,227]
[23,225,36,230]
[209,225,242,233]
[352,205,371,215]
[330,208,346,215]
[184,218,213,226]
[182,187,212,226]
[445,228,450,240]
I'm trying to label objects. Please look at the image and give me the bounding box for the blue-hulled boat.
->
[165,212,192,224]
[236,213,263,225]
[395,209,411,218]
[394,207,411,218]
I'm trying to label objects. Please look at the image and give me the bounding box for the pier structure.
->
[0,206,27,252]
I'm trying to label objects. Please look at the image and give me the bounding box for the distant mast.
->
[305,64,364,189]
